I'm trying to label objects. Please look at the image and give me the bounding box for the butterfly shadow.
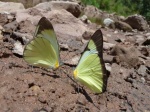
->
[41,72,60,78]
[72,84,100,110]
[23,65,60,79]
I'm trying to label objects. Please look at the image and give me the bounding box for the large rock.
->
[115,21,132,32]
[84,5,122,24]
[45,9,87,52]
[32,0,80,6]
[0,2,25,13]
[16,8,42,24]
[84,5,103,19]
[110,45,142,67]
[32,0,51,6]
[15,8,87,43]
[124,14,148,31]
[34,1,82,17]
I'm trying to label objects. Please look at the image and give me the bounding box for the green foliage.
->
[139,0,150,20]
[81,0,101,8]
[81,0,150,21]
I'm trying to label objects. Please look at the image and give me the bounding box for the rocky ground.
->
[0,1,150,112]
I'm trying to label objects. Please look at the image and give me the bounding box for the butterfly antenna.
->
[77,83,80,93]
[93,102,100,110]
[60,68,86,94]
[25,65,34,73]
[62,69,78,85]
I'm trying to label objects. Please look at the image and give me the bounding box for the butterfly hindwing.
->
[23,17,60,69]
[74,51,104,93]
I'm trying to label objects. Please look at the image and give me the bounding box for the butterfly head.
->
[73,69,78,78]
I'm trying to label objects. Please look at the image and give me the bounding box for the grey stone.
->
[135,35,145,45]
[137,65,147,76]
[103,42,115,50]
[103,18,114,27]
[145,33,150,37]
[12,41,24,55]
[34,1,82,17]
[3,20,18,33]
[0,1,25,13]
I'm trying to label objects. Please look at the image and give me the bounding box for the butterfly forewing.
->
[39,29,59,58]
[36,17,59,62]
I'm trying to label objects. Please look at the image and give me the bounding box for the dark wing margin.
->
[100,53,108,92]
[88,29,103,55]
[89,29,108,92]
[35,17,54,36]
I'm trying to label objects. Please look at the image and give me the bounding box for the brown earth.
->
[0,28,150,112]
[0,1,149,112]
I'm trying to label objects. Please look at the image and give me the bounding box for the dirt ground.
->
[0,38,106,112]
[0,0,149,111]
[0,28,150,112]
